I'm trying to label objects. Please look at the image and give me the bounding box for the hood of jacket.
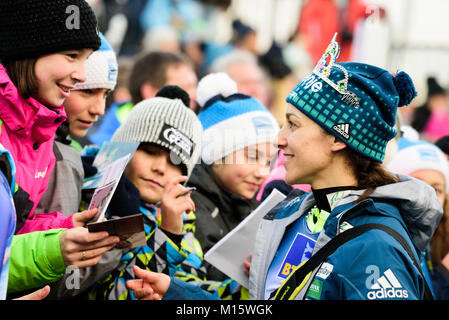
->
[0,64,66,143]
[326,174,443,252]
[188,162,259,222]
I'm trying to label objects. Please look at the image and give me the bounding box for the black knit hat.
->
[0,0,100,62]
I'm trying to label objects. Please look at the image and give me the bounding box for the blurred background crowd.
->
[86,0,449,143]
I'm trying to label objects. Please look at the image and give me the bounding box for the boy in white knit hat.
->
[37,32,118,218]
[89,86,206,300]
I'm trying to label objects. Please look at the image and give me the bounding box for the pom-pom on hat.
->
[156,85,191,108]
[286,33,417,163]
[73,33,117,91]
[387,137,449,193]
[0,0,100,62]
[111,86,202,177]
[197,72,279,164]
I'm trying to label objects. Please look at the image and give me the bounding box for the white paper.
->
[88,180,117,222]
[83,141,139,189]
[204,189,287,288]
[87,154,131,222]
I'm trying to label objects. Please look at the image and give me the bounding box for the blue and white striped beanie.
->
[74,33,118,91]
[197,73,279,164]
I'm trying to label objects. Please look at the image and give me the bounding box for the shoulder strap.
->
[271,223,434,300]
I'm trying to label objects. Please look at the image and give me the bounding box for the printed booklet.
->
[204,189,287,288]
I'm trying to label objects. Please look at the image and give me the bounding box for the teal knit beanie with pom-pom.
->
[286,33,417,162]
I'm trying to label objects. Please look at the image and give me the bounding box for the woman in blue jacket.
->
[126,34,441,300]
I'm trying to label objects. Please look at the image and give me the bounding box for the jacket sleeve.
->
[46,247,126,299]
[35,143,84,217]
[163,277,221,300]
[307,229,424,300]
[17,211,74,234]
[7,228,67,293]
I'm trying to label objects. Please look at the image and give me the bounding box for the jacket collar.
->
[0,64,66,143]
[323,174,443,252]
[188,162,259,220]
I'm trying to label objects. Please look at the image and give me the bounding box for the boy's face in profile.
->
[64,88,110,138]
[124,143,182,203]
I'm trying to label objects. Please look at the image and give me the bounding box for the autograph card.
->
[87,214,146,249]
[87,180,117,222]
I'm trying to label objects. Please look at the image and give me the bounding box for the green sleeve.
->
[7,228,67,293]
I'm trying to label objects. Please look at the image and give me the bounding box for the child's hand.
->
[126,266,169,300]
[159,176,195,235]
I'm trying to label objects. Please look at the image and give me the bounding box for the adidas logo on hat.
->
[332,123,350,140]
[366,269,409,300]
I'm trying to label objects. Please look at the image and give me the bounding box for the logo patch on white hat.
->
[159,123,195,159]
[251,116,274,136]
[108,58,118,82]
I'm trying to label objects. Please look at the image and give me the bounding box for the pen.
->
[155,187,196,207]
[176,187,196,198]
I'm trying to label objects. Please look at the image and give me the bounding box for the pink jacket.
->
[0,64,74,234]
[256,150,311,201]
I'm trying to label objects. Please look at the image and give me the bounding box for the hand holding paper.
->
[59,227,120,268]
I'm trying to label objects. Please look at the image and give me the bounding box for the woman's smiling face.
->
[276,104,337,186]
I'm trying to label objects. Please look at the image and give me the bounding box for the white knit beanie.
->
[197,72,279,164]
[387,137,449,192]
[74,33,118,91]
[111,87,202,177]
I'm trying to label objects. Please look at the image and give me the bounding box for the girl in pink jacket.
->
[0,0,103,234]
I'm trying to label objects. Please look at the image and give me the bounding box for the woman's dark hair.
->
[342,146,400,202]
[430,195,449,266]
[3,58,39,98]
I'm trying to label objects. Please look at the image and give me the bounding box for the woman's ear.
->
[330,136,347,152]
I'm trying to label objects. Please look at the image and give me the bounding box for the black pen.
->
[155,187,196,207]
[176,187,196,198]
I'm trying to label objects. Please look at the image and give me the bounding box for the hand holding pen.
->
[158,176,196,235]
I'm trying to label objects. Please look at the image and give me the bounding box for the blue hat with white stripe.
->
[197,73,279,164]
[74,32,118,91]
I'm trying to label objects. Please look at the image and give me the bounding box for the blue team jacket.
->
[162,175,442,300]
[249,175,442,300]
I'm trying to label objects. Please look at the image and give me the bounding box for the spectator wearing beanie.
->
[2,0,121,299]
[388,137,449,299]
[89,86,206,300]
[188,72,279,282]
[37,33,118,218]
[0,0,102,234]
[30,34,123,300]
[126,33,441,301]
